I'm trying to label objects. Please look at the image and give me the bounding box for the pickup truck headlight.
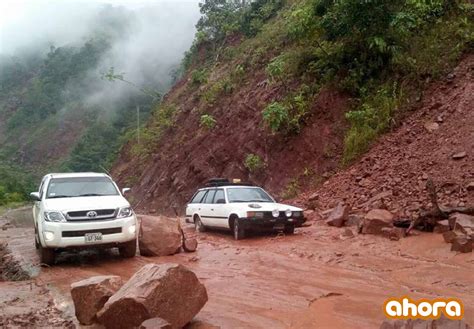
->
[44,211,67,222]
[117,207,133,218]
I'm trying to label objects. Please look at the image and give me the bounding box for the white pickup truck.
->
[30,172,137,265]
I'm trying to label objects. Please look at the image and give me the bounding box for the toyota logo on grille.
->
[87,211,98,218]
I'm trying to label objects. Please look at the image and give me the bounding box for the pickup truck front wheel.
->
[39,245,55,266]
[233,219,246,240]
[119,239,137,258]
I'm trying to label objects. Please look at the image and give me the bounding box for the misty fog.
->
[0,0,201,108]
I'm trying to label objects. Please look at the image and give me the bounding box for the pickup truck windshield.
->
[226,187,274,203]
[46,177,119,199]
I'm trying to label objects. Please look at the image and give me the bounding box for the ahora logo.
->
[384,297,464,320]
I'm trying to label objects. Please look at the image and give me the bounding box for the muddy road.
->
[0,208,472,328]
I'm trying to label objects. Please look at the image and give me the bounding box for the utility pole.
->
[137,105,140,145]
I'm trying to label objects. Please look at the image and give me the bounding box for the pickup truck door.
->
[210,189,229,228]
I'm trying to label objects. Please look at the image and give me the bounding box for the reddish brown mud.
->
[1,214,472,328]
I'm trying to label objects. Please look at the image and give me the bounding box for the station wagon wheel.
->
[233,219,246,240]
[284,224,295,235]
[195,216,206,232]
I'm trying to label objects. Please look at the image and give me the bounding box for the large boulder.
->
[325,202,350,227]
[362,209,394,235]
[97,263,208,329]
[450,213,474,237]
[138,215,182,256]
[70,275,123,325]
[451,235,473,253]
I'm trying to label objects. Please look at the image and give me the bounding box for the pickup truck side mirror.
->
[216,198,226,204]
[30,192,40,201]
[122,188,131,194]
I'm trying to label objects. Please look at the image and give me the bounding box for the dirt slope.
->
[293,54,473,217]
[113,67,350,214]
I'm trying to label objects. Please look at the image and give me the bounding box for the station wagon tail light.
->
[117,207,133,218]
[44,211,66,222]
[247,211,264,219]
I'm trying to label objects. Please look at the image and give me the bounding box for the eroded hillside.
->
[113,0,473,214]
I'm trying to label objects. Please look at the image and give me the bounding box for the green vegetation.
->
[181,0,472,165]
[244,153,265,173]
[0,164,34,206]
[200,114,217,130]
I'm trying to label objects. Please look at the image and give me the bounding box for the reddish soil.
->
[0,216,472,328]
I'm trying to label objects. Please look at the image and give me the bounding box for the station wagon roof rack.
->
[204,178,254,187]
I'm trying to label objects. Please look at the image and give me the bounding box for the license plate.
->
[274,224,285,230]
[84,233,103,243]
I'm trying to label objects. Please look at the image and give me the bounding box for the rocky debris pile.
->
[321,205,407,241]
[138,215,197,256]
[97,263,208,329]
[295,57,474,239]
[380,315,471,329]
[70,275,123,325]
[70,263,208,328]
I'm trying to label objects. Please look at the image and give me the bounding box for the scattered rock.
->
[424,122,439,132]
[308,192,319,202]
[70,275,123,325]
[451,236,472,253]
[451,151,466,160]
[381,227,406,241]
[341,228,354,238]
[325,202,349,227]
[346,214,362,227]
[433,220,450,233]
[183,238,198,252]
[467,182,474,191]
[362,209,394,235]
[138,215,182,257]
[139,318,172,329]
[97,263,208,329]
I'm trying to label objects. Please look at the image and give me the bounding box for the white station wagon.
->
[185,179,305,240]
[30,172,137,265]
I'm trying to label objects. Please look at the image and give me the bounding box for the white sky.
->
[0,0,200,54]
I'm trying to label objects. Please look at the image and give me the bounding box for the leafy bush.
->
[262,102,289,133]
[266,56,286,82]
[343,85,399,163]
[200,114,217,130]
[201,78,233,104]
[191,69,209,85]
[244,153,265,173]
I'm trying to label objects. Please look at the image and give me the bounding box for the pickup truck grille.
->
[66,209,117,221]
[62,227,122,237]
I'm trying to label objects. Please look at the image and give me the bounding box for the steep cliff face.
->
[112,0,472,214]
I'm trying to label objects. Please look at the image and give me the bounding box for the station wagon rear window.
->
[190,190,207,203]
